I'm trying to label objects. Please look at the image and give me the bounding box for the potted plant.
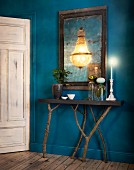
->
[52,68,72,99]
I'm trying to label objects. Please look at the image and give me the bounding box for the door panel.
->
[0,127,25,147]
[8,51,24,120]
[0,25,24,44]
[0,17,30,153]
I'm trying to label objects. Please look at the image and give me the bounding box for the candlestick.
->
[106,57,117,101]
[106,79,116,101]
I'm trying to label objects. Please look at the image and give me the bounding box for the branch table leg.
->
[81,106,112,161]
[71,105,87,161]
[72,104,111,161]
[71,105,87,159]
[90,106,107,162]
[43,104,60,158]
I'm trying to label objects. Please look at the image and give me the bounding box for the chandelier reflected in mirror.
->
[70,27,92,68]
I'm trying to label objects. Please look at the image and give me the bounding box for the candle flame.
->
[109,57,118,66]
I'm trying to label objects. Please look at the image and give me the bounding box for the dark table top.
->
[38,98,122,106]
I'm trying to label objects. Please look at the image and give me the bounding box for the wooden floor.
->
[0,151,134,170]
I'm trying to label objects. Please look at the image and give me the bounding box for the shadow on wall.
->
[127,0,134,47]
[126,0,134,154]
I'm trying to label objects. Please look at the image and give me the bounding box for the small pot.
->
[52,84,63,99]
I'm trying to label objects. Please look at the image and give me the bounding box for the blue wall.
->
[0,0,134,163]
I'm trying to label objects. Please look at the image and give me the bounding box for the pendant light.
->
[70,27,92,68]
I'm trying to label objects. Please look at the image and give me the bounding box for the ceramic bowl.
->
[61,96,68,100]
[67,94,75,100]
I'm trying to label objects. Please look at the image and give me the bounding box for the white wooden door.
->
[0,17,30,153]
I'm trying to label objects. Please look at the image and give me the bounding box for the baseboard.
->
[30,143,134,164]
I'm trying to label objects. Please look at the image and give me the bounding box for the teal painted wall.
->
[0,0,134,163]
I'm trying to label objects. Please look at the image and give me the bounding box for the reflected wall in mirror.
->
[59,6,107,90]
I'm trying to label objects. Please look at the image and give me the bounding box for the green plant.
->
[52,68,72,84]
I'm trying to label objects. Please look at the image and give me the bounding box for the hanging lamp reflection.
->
[70,27,92,68]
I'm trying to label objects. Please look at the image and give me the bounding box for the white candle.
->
[109,57,117,80]
[111,65,113,79]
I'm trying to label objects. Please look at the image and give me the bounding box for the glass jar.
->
[94,84,105,101]
[88,81,95,100]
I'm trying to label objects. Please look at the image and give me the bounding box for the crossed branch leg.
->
[90,106,107,162]
[72,104,111,162]
[81,106,112,161]
[71,105,87,159]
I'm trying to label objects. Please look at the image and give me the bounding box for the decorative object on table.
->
[52,84,63,99]
[67,94,75,100]
[106,57,117,101]
[88,75,106,101]
[61,96,68,100]
[52,69,72,99]
[88,75,97,100]
[95,77,106,101]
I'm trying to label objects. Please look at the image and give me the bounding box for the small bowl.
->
[67,94,75,100]
[61,96,68,100]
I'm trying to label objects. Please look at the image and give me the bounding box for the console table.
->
[39,99,122,162]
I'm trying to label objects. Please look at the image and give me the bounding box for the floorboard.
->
[0,151,133,170]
